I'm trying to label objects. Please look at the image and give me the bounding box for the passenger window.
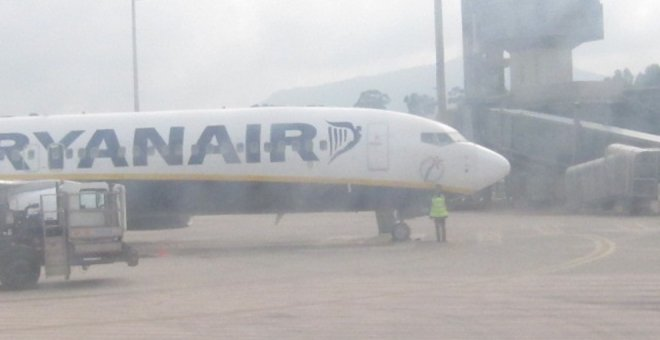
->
[248,142,259,154]
[89,147,99,158]
[133,146,143,159]
[276,141,286,153]
[421,133,454,147]
[220,144,231,154]
[291,140,301,152]
[304,140,314,152]
[10,150,21,162]
[236,143,245,153]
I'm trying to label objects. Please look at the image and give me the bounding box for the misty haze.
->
[1,1,660,339]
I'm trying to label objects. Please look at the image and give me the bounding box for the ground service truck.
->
[0,181,138,290]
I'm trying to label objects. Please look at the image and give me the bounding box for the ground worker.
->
[430,186,449,242]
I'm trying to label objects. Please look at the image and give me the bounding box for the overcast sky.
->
[0,0,658,114]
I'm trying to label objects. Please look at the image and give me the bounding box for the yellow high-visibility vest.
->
[430,195,448,218]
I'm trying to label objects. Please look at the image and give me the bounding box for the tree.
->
[635,64,660,88]
[448,87,465,105]
[623,68,635,85]
[404,93,436,117]
[608,63,660,134]
[607,68,634,87]
[354,90,390,109]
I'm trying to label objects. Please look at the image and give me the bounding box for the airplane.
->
[0,107,510,241]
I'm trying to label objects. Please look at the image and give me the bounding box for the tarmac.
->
[1,210,660,339]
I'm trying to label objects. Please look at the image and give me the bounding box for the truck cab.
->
[0,181,138,290]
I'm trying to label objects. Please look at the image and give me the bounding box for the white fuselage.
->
[0,108,509,193]
[0,107,509,195]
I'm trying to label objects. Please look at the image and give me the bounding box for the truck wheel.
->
[391,222,411,242]
[0,246,41,290]
[123,245,139,267]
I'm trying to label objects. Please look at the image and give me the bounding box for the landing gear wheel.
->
[0,246,41,290]
[391,222,411,242]
[123,244,139,267]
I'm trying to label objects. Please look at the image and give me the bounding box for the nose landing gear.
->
[375,210,411,242]
[391,222,411,242]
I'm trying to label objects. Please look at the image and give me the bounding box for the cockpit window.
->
[452,131,468,142]
[421,132,455,147]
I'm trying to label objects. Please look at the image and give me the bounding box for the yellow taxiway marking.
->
[531,234,617,275]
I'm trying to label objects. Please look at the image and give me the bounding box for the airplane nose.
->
[475,144,511,190]
[485,148,511,182]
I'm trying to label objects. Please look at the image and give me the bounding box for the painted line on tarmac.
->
[631,222,652,233]
[0,235,619,334]
[534,224,564,236]
[530,234,617,275]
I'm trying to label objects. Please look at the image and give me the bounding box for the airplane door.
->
[21,144,40,172]
[367,123,389,171]
[48,143,65,170]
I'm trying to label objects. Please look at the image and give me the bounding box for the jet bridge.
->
[470,108,660,205]
[565,144,660,212]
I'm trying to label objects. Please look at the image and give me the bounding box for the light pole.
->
[131,0,140,112]
[434,0,447,123]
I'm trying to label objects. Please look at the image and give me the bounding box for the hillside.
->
[263,59,605,112]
